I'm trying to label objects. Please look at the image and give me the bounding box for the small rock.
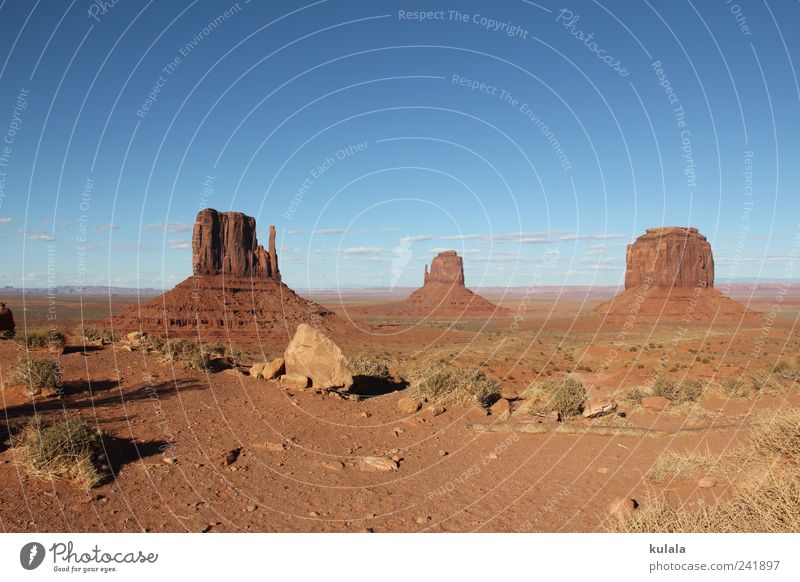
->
[359,456,398,472]
[320,460,345,471]
[397,397,422,414]
[221,448,242,467]
[245,504,258,513]
[490,398,511,417]
[429,404,446,417]
[163,457,177,466]
[249,362,266,378]
[308,511,319,517]
[280,373,309,390]
[698,477,716,488]
[598,467,609,474]
[548,411,561,422]
[437,450,448,457]
[415,516,430,525]
[582,397,618,419]
[263,357,286,380]
[641,395,671,412]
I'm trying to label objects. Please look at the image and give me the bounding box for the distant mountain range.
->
[0,285,163,297]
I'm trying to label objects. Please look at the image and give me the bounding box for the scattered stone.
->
[582,397,618,419]
[437,450,448,457]
[429,404,446,417]
[280,373,309,390]
[548,411,561,422]
[320,460,345,471]
[257,441,285,452]
[249,362,266,378]
[359,456,398,472]
[221,448,242,467]
[598,467,609,474]
[309,511,319,517]
[698,477,716,488]
[415,516,430,525]
[491,398,511,417]
[262,357,285,380]
[641,395,671,412]
[126,331,145,345]
[284,324,353,390]
[245,504,258,513]
[162,457,177,466]
[398,397,422,414]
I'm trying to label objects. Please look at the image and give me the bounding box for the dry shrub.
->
[159,339,209,371]
[7,355,60,394]
[17,329,66,351]
[349,355,391,379]
[12,415,109,489]
[610,407,800,532]
[619,386,646,405]
[409,365,500,409]
[75,327,118,344]
[719,373,785,398]
[524,377,586,418]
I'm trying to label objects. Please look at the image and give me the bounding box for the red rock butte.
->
[113,209,342,344]
[595,226,754,324]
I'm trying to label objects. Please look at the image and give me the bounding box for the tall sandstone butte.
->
[424,250,465,286]
[192,208,280,280]
[625,227,714,289]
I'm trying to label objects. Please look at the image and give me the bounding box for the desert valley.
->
[1,209,798,533]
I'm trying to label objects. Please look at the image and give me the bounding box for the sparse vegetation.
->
[75,326,119,344]
[620,386,646,405]
[611,407,800,532]
[650,377,705,403]
[16,328,67,351]
[523,377,586,418]
[409,365,501,408]
[158,339,210,371]
[11,415,110,489]
[349,355,391,379]
[7,355,60,394]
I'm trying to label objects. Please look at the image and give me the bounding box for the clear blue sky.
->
[0,0,797,290]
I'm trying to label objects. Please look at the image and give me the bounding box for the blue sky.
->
[0,0,797,290]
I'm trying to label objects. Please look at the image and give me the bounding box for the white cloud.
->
[0,217,12,224]
[144,222,193,233]
[95,224,118,232]
[343,246,387,255]
[28,233,56,241]
[168,239,191,250]
[400,234,433,243]
[286,229,303,235]
[314,229,345,236]
[382,227,400,232]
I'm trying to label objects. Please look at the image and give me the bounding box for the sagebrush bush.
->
[409,365,501,408]
[75,327,118,344]
[620,386,646,405]
[12,415,109,489]
[7,355,60,394]
[17,329,66,351]
[349,355,391,379]
[524,377,586,418]
[159,339,209,371]
[650,377,705,403]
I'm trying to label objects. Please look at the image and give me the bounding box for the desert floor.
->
[1,288,798,532]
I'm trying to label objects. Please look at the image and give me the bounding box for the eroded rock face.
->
[0,302,14,337]
[192,208,280,279]
[284,324,353,390]
[424,250,465,286]
[625,227,714,289]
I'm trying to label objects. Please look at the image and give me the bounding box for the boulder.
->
[582,397,618,418]
[359,456,398,472]
[625,227,714,289]
[608,497,639,516]
[398,397,421,414]
[429,404,446,417]
[262,357,285,380]
[0,302,15,338]
[284,324,353,390]
[280,373,309,390]
[249,362,266,378]
[641,395,671,412]
[126,331,145,344]
[490,398,511,417]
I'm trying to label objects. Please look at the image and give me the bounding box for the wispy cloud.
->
[382,226,400,232]
[314,229,345,236]
[144,222,193,233]
[286,229,303,236]
[343,246,387,255]
[28,233,56,241]
[400,234,433,243]
[95,224,118,233]
[168,239,191,250]
[0,217,12,224]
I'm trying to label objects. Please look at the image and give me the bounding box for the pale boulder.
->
[284,324,353,390]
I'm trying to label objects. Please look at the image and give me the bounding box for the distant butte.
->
[595,226,754,324]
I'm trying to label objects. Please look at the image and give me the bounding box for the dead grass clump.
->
[650,377,705,403]
[750,408,800,464]
[12,415,110,489]
[17,329,67,351]
[523,377,586,418]
[159,339,209,371]
[7,355,60,395]
[75,327,119,344]
[349,355,391,379]
[409,366,501,408]
[619,386,646,405]
[719,373,785,398]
